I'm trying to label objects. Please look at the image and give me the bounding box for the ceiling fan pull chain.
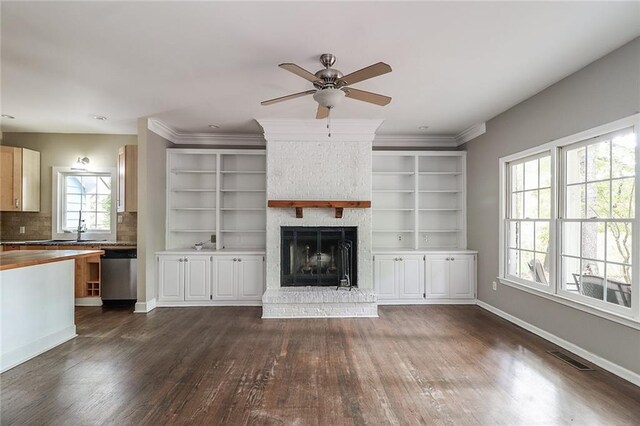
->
[327,107,331,137]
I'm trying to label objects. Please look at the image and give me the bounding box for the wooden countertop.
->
[0,250,104,271]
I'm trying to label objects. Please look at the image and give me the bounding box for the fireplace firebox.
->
[281,227,357,287]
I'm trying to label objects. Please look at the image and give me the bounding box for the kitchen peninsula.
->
[0,249,103,372]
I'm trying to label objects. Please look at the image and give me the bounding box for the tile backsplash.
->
[0,211,137,242]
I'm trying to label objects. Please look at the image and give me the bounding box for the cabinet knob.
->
[233,258,237,262]
[237,258,242,262]
[394,258,398,261]
[184,258,188,262]
[399,257,403,261]
[178,258,183,262]
[446,257,450,261]
[451,258,455,261]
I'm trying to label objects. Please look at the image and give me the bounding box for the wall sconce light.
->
[71,157,90,170]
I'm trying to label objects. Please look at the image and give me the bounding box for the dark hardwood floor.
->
[2,305,639,425]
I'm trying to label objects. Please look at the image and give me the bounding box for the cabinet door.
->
[212,256,236,300]
[374,255,398,300]
[425,255,450,299]
[398,255,424,299]
[0,146,21,211]
[449,255,475,299]
[237,256,264,300]
[184,256,211,301]
[116,147,125,213]
[158,256,184,301]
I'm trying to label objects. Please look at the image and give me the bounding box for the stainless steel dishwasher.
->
[101,249,137,305]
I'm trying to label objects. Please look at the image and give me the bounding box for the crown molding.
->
[455,122,486,145]
[373,134,458,148]
[147,119,265,145]
[147,118,485,148]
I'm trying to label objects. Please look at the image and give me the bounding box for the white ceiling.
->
[2,1,639,138]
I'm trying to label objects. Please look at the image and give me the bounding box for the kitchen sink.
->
[40,239,107,243]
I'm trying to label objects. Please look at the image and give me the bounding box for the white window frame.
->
[503,150,556,293]
[498,113,640,327]
[52,167,117,241]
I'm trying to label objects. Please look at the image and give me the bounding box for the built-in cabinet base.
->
[374,250,477,305]
[156,250,265,306]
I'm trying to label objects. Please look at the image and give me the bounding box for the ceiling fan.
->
[261,53,392,119]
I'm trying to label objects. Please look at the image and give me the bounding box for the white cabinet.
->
[158,253,264,305]
[425,254,475,299]
[374,255,425,301]
[158,255,210,302]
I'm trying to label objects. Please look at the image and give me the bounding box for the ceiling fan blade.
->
[342,88,392,106]
[261,90,316,106]
[336,62,392,87]
[316,105,329,119]
[279,63,321,83]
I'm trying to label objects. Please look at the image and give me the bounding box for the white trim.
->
[51,167,118,241]
[74,297,102,307]
[1,326,77,373]
[497,277,640,330]
[373,135,458,148]
[156,301,262,307]
[134,298,157,313]
[148,119,265,146]
[456,122,486,145]
[476,300,640,387]
[149,118,486,148]
[378,299,476,305]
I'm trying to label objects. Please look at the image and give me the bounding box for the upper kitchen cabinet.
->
[116,145,137,213]
[0,146,40,212]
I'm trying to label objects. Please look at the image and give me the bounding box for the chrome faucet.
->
[76,210,86,242]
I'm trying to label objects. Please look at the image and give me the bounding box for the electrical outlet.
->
[424,234,429,242]
[211,234,216,244]
[398,235,402,241]
[117,215,124,224]
[19,226,25,234]
[492,281,497,291]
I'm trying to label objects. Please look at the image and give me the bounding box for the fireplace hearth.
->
[281,227,357,288]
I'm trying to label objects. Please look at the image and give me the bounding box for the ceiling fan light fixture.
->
[313,88,345,109]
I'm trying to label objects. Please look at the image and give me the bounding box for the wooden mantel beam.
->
[267,200,371,219]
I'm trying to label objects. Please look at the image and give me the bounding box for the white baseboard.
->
[74,297,102,307]
[476,300,640,388]
[155,300,262,308]
[134,298,157,313]
[1,326,77,373]
[378,299,476,305]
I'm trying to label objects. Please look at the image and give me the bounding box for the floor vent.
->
[547,350,594,371]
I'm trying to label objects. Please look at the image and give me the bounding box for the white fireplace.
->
[257,119,381,318]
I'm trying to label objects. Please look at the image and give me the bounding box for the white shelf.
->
[373,208,414,211]
[420,229,461,233]
[172,188,216,192]
[373,171,415,175]
[171,169,217,174]
[419,172,462,175]
[419,208,461,211]
[171,229,216,233]
[373,190,414,193]
[220,171,265,174]
[172,207,216,211]
[220,208,265,211]
[373,230,414,233]
[418,190,461,193]
[220,230,266,233]
[220,189,265,192]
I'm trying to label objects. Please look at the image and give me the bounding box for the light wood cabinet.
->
[0,146,40,212]
[117,145,137,213]
[157,253,264,305]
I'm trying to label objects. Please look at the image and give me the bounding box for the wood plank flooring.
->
[2,305,639,425]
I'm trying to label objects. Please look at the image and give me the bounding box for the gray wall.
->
[463,37,640,375]
[136,119,174,308]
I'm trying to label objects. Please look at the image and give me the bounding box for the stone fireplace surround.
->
[257,119,380,318]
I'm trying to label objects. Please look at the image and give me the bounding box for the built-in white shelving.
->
[372,151,466,250]
[166,149,266,250]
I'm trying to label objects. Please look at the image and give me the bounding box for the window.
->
[560,129,635,311]
[505,153,552,289]
[499,114,639,323]
[53,167,117,240]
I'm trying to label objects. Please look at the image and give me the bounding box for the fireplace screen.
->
[281,227,357,287]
